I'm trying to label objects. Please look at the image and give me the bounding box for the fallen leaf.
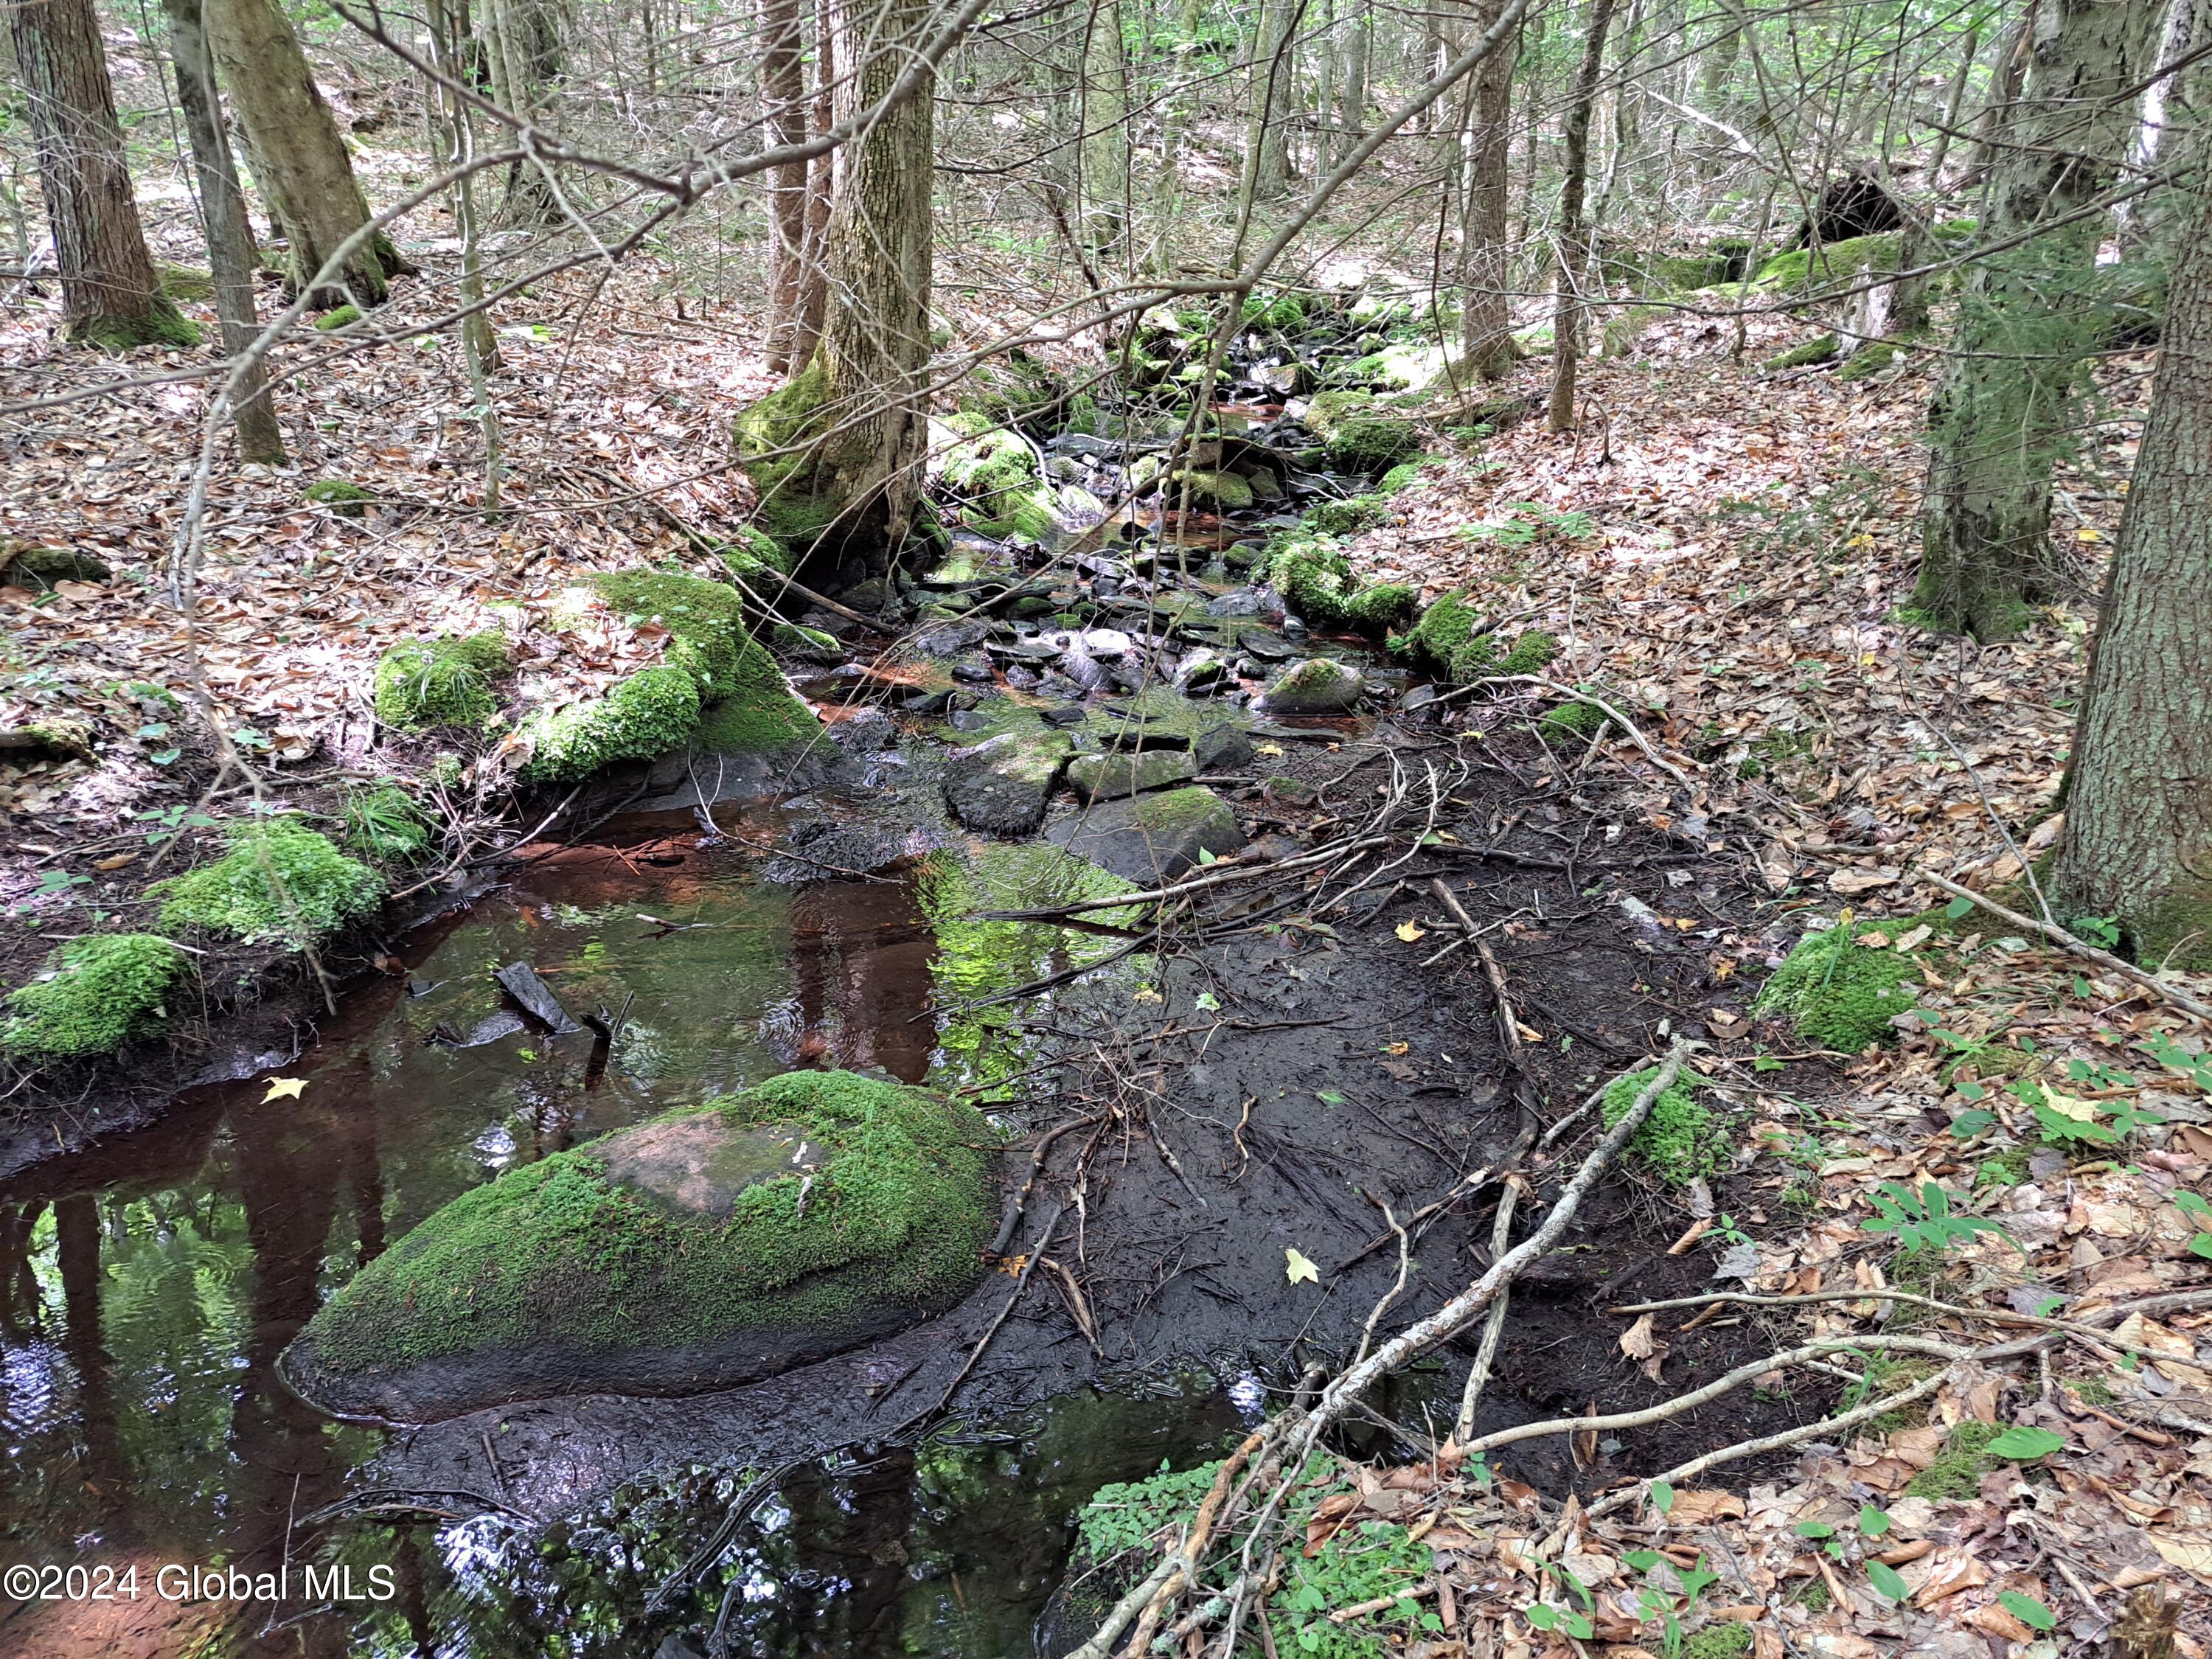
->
[1663,1489,1746,1526]
[1285,1247,1319,1285]
[2149,1534,2212,1583]
[1397,920,1427,942]
[1620,1313,1659,1360]
[1827,868,1900,895]
[262,1077,307,1102]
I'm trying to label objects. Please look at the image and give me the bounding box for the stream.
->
[1,296,1498,1656]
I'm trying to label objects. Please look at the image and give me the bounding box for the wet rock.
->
[1244,469,1283,502]
[1260,775,1319,807]
[1261,658,1363,715]
[1037,672,1088,700]
[1242,831,1308,863]
[1235,627,1298,661]
[1040,704,1088,728]
[904,689,953,714]
[1067,748,1199,802]
[908,618,990,658]
[282,1071,995,1422]
[1400,684,1441,714]
[841,577,892,614]
[1081,627,1135,658]
[828,709,895,753]
[948,653,996,684]
[943,730,1074,834]
[1206,589,1265,617]
[1004,665,1042,689]
[1192,725,1254,771]
[1046,786,1246,883]
[1099,720,1192,753]
[1177,652,1231,695]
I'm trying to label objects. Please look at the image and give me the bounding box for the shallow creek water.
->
[0,814,1253,1657]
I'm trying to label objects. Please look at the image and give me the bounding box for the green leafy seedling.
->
[1997,1591,2056,1631]
[1984,1425,2065,1460]
[1865,1561,1909,1603]
[2173,1190,2212,1259]
[1861,1180,2020,1256]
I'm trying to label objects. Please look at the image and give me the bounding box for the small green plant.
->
[1276,1518,1438,1658]
[1984,1424,2065,1460]
[2008,1074,2165,1149]
[1905,1419,2003,1500]
[2172,1190,2212,1259]
[341,785,433,861]
[1753,919,1917,1051]
[1619,1548,1719,1656]
[1998,1591,2057,1631]
[1861,1181,2017,1256]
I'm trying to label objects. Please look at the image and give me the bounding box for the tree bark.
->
[1459,0,1518,380]
[761,0,809,369]
[737,0,935,584]
[1244,0,1295,204]
[1547,0,1619,432]
[788,15,835,369]
[481,0,565,224]
[1078,0,1130,256]
[162,0,284,461]
[2048,181,2212,970]
[205,0,408,306]
[1916,0,2161,640]
[9,0,195,349]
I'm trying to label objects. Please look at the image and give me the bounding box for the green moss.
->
[734,358,844,553]
[373,632,509,730]
[1604,1064,1722,1185]
[1683,1624,1755,1659]
[1164,469,1253,511]
[1388,591,1558,684]
[2,934,186,1059]
[1761,333,1840,371]
[2064,1377,2114,1406]
[1267,534,1411,635]
[716,525,796,587]
[1753,922,1919,1051]
[1538,699,1609,739]
[1377,456,1440,495]
[591,572,751,703]
[1792,1580,1832,1614]
[153,820,385,947]
[1326,416,1420,474]
[296,1071,998,1377]
[1133,785,1239,838]
[942,425,1036,497]
[1905,1420,2003,1500]
[1304,494,1387,535]
[1752,234,1902,293]
[341,785,433,861]
[970,482,1064,542]
[305,479,376,517]
[316,303,363,330]
[1837,341,1901,380]
[70,297,201,352]
[2124,886,2212,973]
[155,262,214,302]
[1241,291,1307,329]
[518,664,702,782]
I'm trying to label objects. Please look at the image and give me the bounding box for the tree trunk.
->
[1960,10,2031,190]
[481,0,565,225]
[2048,181,2212,970]
[788,16,835,368]
[1459,0,1518,380]
[161,0,284,461]
[1915,0,2161,641]
[205,0,407,306]
[1078,0,1129,257]
[1244,0,1294,204]
[9,0,196,349]
[761,0,809,370]
[1924,24,1980,186]
[1338,1,1369,151]
[1547,0,1618,433]
[736,0,935,585]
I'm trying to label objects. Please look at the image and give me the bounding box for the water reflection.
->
[0,836,1183,1657]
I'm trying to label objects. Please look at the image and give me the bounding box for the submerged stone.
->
[283,1070,998,1421]
[1046,785,1245,883]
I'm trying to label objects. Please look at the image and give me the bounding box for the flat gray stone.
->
[1066,747,1199,802]
[942,730,1074,834]
[1046,787,1245,883]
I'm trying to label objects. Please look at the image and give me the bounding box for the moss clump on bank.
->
[519,664,702,782]
[717,525,795,587]
[1538,698,1610,740]
[1325,414,1420,475]
[1753,234,1902,293]
[1761,333,1840,371]
[1683,1624,1755,1659]
[1837,341,1902,380]
[734,357,844,554]
[316,304,363,330]
[1304,494,1387,535]
[72,297,201,352]
[373,632,509,730]
[1906,1419,2004,1500]
[305,479,376,517]
[153,821,385,947]
[3,934,186,1058]
[342,785,434,862]
[1604,1063,1722,1185]
[293,1070,998,1377]
[1753,922,1918,1051]
[1389,590,1559,684]
[1268,534,1416,635]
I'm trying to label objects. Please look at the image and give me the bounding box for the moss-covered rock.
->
[1752,234,1902,293]
[0,543,111,589]
[1325,414,1420,475]
[1753,922,1919,1051]
[1761,333,1840,371]
[153,821,386,947]
[519,664,703,782]
[1837,340,1902,380]
[1388,591,1559,684]
[1261,657,1364,715]
[734,358,846,554]
[2,934,186,1059]
[316,303,364,330]
[1303,494,1387,536]
[373,632,509,730]
[305,479,375,517]
[155,261,215,302]
[1267,535,1416,636]
[1241,291,1307,330]
[282,1069,999,1419]
[72,297,201,352]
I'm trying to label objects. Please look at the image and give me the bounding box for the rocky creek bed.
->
[1,300,1845,1656]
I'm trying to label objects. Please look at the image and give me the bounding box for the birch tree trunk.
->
[161,0,284,460]
[9,0,196,349]
[1915,0,2161,640]
[2049,184,2212,970]
[205,0,408,305]
[1547,0,1618,432]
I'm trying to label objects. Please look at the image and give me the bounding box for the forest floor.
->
[4,167,2211,1654]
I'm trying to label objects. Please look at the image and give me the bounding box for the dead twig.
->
[1921,872,2212,1022]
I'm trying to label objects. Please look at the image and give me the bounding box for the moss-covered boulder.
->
[305,479,375,516]
[373,631,509,731]
[1267,535,1416,636]
[3,934,186,1060]
[1388,591,1559,684]
[1260,657,1365,715]
[1753,922,1918,1051]
[0,544,111,589]
[153,821,385,947]
[1046,785,1245,882]
[1761,332,1840,372]
[1325,414,1421,475]
[520,573,821,782]
[282,1070,998,1419]
[1751,234,1902,294]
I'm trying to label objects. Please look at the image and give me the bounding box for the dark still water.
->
[0,825,1236,1658]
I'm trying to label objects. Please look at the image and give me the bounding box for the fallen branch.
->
[894,1203,1062,1437]
[1921,872,2212,1022]
[1475,675,1694,786]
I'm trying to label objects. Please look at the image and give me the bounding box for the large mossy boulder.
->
[519,572,821,782]
[1267,535,1416,636]
[284,1070,999,1420]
